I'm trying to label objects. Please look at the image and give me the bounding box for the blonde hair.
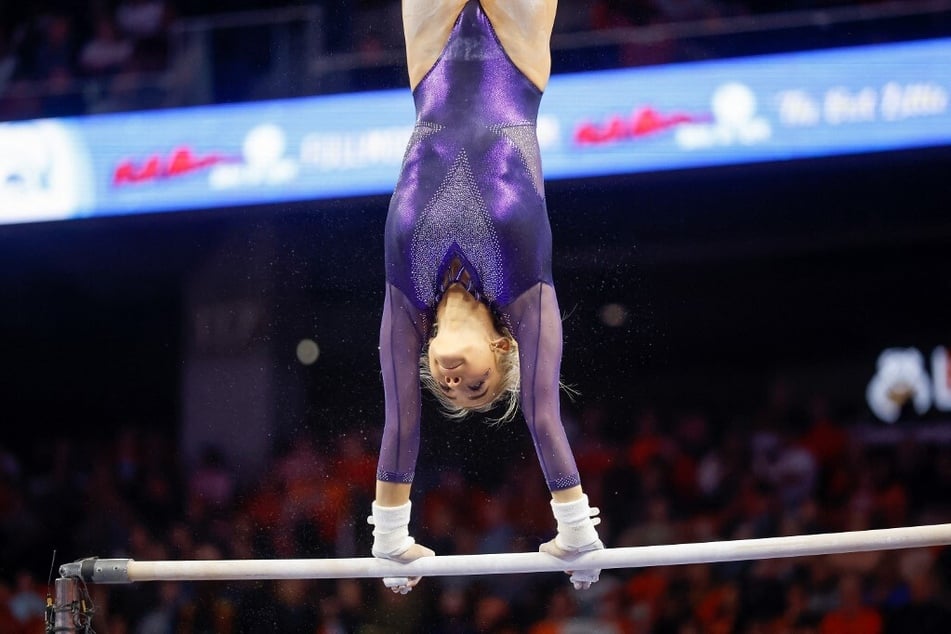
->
[419,337,520,424]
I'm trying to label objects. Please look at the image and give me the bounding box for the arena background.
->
[1,2,951,632]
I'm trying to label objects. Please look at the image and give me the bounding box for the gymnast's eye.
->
[468,381,485,392]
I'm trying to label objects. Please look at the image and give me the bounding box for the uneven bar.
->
[61,523,951,584]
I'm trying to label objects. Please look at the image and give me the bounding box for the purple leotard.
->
[377,0,580,492]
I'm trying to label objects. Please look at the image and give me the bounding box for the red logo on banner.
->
[113,147,238,186]
[574,106,710,145]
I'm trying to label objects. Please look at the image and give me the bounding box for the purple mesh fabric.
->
[506,282,582,490]
[377,283,425,484]
[376,0,581,491]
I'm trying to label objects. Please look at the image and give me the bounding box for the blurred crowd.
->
[0,0,937,120]
[2,390,951,633]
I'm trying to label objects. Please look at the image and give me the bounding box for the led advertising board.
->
[1,37,949,224]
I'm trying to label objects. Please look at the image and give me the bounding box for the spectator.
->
[8,571,45,633]
[819,573,883,634]
[115,0,169,41]
[616,494,678,546]
[188,445,235,516]
[79,15,133,76]
[651,0,725,22]
[2,388,949,631]
[773,581,823,633]
[21,12,85,116]
[528,586,576,634]
[887,570,951,634]
[136,581,184,634]
[473,594,516,634]
[590,0,659,28]
[115,0,171,72]
[270,579,318,631]
[30,13,77,81]
[319,579,367,633]
[0,30,18,91]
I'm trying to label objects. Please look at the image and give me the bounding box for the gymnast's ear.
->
[491,337,513,353]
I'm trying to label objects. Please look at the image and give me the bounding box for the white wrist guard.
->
[368,500,415,558]
[550,494,601,551]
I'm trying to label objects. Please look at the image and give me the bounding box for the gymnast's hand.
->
[368,500,435,594]
[539,494,604,590]
[375,542,436,594]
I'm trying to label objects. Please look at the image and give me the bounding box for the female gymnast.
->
[370,0,603,593]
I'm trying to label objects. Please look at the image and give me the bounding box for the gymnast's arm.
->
[508,283,583,498]
[508,282,604,588]
[372,283,434,591]
[481,0,557,90]
[375,283,423,504]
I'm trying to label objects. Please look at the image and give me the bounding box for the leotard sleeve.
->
[376,283,426,484]
[505,282,582,491]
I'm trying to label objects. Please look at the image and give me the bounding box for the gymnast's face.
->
[428,326,506,408]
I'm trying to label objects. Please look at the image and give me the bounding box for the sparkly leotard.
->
[377,0,580,491]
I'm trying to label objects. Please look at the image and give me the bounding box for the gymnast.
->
[370,0,603,593]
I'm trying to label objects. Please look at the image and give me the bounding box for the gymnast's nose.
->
[445,375,462,387]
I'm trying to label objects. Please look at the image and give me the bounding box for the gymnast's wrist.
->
[369,500,416,558]
[550,494,602,551]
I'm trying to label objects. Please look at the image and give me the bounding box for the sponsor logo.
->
[778,81,949,128]
[574,106,709,146]
[209,124,298,189]
[867,347,951,423]
[0,121,87,223]
[299,125,412,171]
[113,147,238,186]
[675,82,772,150]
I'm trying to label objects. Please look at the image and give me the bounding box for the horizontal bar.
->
[61,523,951,584]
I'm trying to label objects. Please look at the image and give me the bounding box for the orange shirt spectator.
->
[819,574,883,634]
[819,608,883,634]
